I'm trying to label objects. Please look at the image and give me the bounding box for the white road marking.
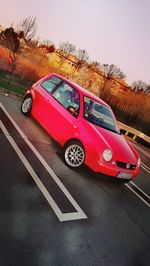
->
[125,144,150,206]
[125,183,150,208]
[130,181,150,199]
[0,104,87,222]
[130,142,150,175]
[141,163,150,175]
[1,102,149,212]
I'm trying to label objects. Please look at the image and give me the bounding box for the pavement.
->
[0,93,150,266]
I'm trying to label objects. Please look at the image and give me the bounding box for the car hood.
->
[92,124,137,164]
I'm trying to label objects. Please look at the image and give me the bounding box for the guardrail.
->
[118,121,150,144]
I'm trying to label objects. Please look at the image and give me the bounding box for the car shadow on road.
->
[54,145,128,185]
[47,137,130,185]
[79,165,130,185]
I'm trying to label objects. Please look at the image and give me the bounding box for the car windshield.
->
[83,96,120,134]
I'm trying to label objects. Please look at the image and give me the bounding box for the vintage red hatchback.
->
[21,73,140,181]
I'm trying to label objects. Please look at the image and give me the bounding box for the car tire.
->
[63,140,85,168]
[21,96,32,116]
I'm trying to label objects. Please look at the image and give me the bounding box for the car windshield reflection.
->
[83,96,120,134]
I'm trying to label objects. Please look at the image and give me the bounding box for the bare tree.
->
[17,16,37,40]
[90,61,100,69]
[102,64,126,80]
[87,61,101,73]
[59,41,76,55]
[98,64,126,99]
[41,39,54,47]
[73,49,89,73]
[57,41,76,69]
[131,80,148,93]
[146,84,150,94]
[76,49,89,61]
[39,40,55,53]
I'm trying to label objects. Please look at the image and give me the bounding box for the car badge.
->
[126,163,130,169]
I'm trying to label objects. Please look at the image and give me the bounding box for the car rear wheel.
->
[21,96,32,116]
[64,141,85,168]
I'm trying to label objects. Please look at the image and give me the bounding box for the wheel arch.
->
[24,92,33,99]
[63,138,85,150]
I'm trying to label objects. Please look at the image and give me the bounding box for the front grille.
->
[117,161,136,170]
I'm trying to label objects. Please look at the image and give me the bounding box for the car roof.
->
[50,73,110,108]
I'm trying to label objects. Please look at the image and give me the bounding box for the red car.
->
[21,73,140,181]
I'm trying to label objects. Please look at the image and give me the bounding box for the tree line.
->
[0,16,150,137]
[0,16,150,94]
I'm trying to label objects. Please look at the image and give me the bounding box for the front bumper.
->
[85,157,140,180]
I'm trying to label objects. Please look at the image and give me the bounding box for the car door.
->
[31,75,62,117]
[40,81,80,144]
[34,75,63,128]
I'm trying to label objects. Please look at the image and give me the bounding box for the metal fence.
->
[118,121,150,145]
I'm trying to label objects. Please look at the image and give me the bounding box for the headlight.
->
[103,149,112,162]
[137,158,141,168]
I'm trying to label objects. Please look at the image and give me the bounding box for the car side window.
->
[52,82,80,117]
[41,76,61,93]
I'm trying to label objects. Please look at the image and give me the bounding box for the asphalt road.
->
[0,93,150,266]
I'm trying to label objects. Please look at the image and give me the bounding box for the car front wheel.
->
[64,141,85,168]
[21,96,32,116]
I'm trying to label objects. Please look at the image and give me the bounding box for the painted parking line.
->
[1,102,149,216]
[141,163,150,175]
[129,181,150,200]
[130,142,150,175]
[125,182,150,208]
[0,103,87,222]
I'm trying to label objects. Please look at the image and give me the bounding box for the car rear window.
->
[41,76,62,93]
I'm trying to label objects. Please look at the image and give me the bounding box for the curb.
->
[0,87,24,99]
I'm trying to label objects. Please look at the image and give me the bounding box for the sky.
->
[1,0,150,85]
